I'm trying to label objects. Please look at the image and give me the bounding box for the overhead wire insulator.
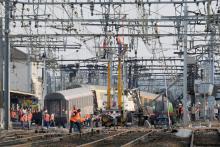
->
[21,3,25,27]
[115,24,119,33]
[13,22,16,28]
[34,15,38,28]
[71,3,74,9]
[90,2,94,16]
[80,4,83,17]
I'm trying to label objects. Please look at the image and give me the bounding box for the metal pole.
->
[27,28,32,93]
[0,7,4,128]
[42,58,47,109]
[4,0,11,130]
[207,0,215,84]
[183,0,189,125]
[54,71,57,92]
[107,62,111,110]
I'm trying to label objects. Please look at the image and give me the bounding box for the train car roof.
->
[45,87,93,100]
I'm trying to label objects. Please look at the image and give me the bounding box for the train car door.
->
[48,100,61,117]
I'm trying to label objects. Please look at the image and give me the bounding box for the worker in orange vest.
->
[10,108,17,122]
[20,107,28,129]
[22,113,28,129]
[85,114,91,127]
[44,111,50,129]
[71,105,77,116]
[69,109,81,133]
[27,110,32,129]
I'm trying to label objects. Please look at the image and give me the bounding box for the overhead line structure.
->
[11,44,81,48]
[36,58,183,62]
[10,40,66,43]
[7,0,218,99]
[56,68,183,71]
[11,46,81,49]
[56,68,182,73]
[11,16,220,22]
[9,33,219,38]
[10,43,81,46]
[81,23,183,28]
[14,0,216,5]
[39,63,184,70]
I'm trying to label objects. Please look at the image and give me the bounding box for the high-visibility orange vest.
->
[44,114,50,122]
[20,115,24,122]
[21,114,28,122]
[85,114,91,119]
[11,111,16,118]
[70,112,80,122]
[27,113,32,121]
[80,118,85,123]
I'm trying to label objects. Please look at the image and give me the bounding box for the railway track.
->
[0,130,36,142]
[190,129,220,147]
[1,127,219,147]
[16,128,152,147]
[130,129,191,147]
[8,128,119,147]
[0,132,68,147]
[78,129,155,147]
[35,128,129,147]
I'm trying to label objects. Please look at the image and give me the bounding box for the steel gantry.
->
[13,0,217,5]
[1,0,220,129]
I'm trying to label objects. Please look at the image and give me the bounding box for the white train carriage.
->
[44,87,94,126]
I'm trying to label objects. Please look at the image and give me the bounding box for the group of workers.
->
[43,110,55,128]
[176,101,220,122]
[10,107,55,129]
[11,107,33,129]
[10,105,93,131]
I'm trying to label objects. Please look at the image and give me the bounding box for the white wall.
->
[10,59,43,100]
[10,61,30,92]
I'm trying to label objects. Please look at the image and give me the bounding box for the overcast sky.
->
[5,0,220,66]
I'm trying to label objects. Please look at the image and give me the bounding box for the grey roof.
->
[11,48,28,61]
[45,87,93,100]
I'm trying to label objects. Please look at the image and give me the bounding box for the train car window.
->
[49,100,60,116]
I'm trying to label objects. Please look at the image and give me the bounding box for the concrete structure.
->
[31,62,43,100]
[10,48,42,99]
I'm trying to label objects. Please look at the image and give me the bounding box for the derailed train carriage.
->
[44,87,95,126]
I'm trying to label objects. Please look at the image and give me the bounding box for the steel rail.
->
[121,130,155,147]
[78,130,130,147]
[190,130,194,147]
[0,130,36,141]
[0,133,66,146]
[8,128,104,147]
